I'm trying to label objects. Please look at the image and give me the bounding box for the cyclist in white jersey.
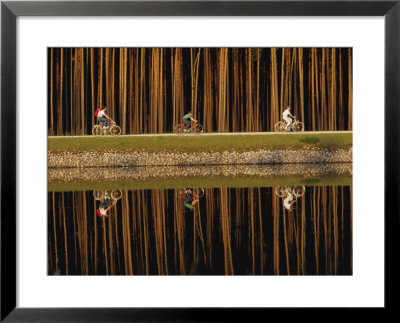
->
[283,189,296,211]
[282,106,295,131]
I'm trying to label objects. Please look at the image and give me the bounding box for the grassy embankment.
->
[48,174,352,192]
[48,132,352,191]
[48,131,352,152]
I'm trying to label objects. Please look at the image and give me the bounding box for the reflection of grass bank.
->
[48,174,352,192]
[48,131,352,152]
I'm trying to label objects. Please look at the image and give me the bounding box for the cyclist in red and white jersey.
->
[95,107,112,128]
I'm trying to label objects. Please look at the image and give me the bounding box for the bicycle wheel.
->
[92,125,102,136]
[195,188,205,198]
[275,186,287,198]
[111,189,122,200]
[173,124,184,135]
[194,124,203,134]
[293,186,305,198]
[274,121,287,132]
[110,125,121,136]
[292,121,304,132]
[93,190,103,200]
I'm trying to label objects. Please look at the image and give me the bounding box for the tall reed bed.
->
[48,48,352,135]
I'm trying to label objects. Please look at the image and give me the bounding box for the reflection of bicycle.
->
[274,118,304,132]
[173,120,203,134]
[93,190,122,202]
[275,186,305,198]
[92,120,121,136]
[178,188,204,198]
[191,188,205,198]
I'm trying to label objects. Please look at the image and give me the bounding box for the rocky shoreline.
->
[48,147,352,168]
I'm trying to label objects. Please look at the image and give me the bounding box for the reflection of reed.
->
[220,188,234,275]
[48,186,352,275]
[273,193,280,275]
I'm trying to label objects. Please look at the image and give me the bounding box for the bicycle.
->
[178,188,205,199]
[92,120,121,136]
[274,118,304,132]
[275,186,305,199]
[173,119,203,134]
[93,189,123,202]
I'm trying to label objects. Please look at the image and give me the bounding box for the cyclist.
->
[96,197,114,217]
[183,111,197,132]
[283,188,296,211]
[282,106,295,131]
[95,107,112,128]
[180,189,200,209]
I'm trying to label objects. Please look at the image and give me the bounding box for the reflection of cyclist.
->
[96,198,114,217]
[283,188,296,211]
[180,189,199,209]
[282,106,295,131]
[183,111,196,131]
[95,107,112,128]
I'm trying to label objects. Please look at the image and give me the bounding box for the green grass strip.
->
[48,174,352,192]
[48,131,352,153]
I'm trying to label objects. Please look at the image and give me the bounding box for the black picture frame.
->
[1,0,398,321]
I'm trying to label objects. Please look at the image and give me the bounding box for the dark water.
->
[48,186,352,275]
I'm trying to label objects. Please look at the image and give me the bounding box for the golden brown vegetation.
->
[48,186,352,275]
[48,48,352,135]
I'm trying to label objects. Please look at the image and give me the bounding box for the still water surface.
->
[48,186,351,275]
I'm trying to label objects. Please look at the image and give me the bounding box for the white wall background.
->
[17,17,384,307]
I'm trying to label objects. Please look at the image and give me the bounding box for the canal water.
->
[48,185,352,275]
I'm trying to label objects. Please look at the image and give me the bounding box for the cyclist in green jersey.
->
[183,111,196,131]
[180,189,199,209]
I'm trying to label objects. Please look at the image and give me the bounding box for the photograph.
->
[47,47,352,276]
[2,0,395,319]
